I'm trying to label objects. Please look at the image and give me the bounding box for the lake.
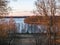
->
[2,17,47,33]
[4,18,25,33]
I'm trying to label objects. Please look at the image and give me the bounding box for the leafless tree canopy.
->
[34,0,60,16]
[0,0,9,16]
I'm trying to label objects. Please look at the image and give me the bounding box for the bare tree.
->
[0,0,9,16]
[34,0,60,16]
[34,0,60,45]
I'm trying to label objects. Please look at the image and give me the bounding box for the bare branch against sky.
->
[0,0,9,16]
[34,0,60,16]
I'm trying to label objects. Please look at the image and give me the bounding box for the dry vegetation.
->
[0,18,17,39]
[24,0,60,44]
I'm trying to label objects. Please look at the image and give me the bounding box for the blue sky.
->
[9,0,36,12]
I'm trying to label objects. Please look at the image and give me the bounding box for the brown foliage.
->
[0,18,17,39]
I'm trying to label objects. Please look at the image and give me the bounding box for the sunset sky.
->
[9,0,36,16]
[7,0,60,16]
